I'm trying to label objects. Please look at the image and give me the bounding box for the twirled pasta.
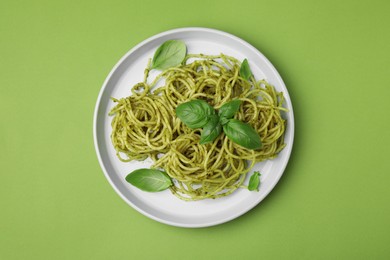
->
[109,54,287,200]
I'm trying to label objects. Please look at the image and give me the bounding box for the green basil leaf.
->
[125,168,172,192]
[176,99,215,129]
[218,99,242,119]
[219,117,230,126]
[151,40,187,70]
[223,119,262,150]
[239,58,252,80]
[248,171,261,191]
[199,115,222,144]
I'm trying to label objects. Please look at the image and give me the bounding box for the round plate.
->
[93,27,294,228]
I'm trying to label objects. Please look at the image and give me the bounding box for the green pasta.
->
[109,53,287,201]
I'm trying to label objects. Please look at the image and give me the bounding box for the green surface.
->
[1,0,389,259]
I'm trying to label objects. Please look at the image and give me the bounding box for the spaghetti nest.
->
[109,54,287,201]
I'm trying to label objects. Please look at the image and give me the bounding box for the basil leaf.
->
[239,58,252,80]
[200,115,222,144]
[218,99,242,120]
[248,171,261,191]
[151,40,187,70]
[223,119,262,150]
[176,99,215,129]
[125,168,172,192]
[219,117,229,126]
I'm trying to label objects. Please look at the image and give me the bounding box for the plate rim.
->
[93,27,295,228]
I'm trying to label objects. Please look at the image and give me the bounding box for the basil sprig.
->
[176,99,262,149]
[125,168,173,192]
[248,171,261,191]
[151,40,187,70]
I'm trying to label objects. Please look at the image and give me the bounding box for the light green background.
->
[1,0,389,259]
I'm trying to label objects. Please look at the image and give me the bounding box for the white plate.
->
[93,27,294,228]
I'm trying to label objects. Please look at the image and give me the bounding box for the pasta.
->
[109,53,287,201]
